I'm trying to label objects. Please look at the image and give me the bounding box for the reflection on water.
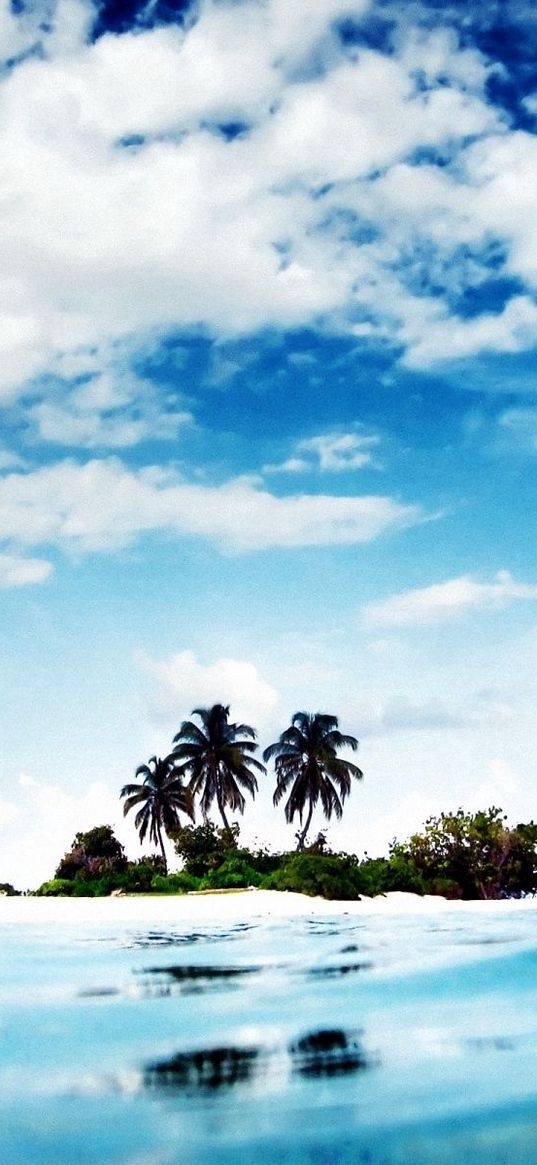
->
[143,1028,375,1094]
[290,1028,373,1077]
[307,961,373,977]
[136,961,262,998]
[3,905,537,1164]
[77,986,121,998]
[123,922,255,949]
[145,1044,261,1092]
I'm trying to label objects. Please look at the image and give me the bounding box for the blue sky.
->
[1,0,537,888]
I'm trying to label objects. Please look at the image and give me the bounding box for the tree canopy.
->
[121,755,193,874]
[171,704,266,829]
[263,711,363,849]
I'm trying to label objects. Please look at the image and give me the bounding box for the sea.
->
[2,895,537,1164]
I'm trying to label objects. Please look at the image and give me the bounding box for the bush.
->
[0,882,20,896]
[355,855,426,897]
[261,853,363,900]
[199,851,263,891]
[117,858,166,893]
[390,808,537,900]
[170,822,239,877]
[35,878,76,897]
[150,872,201,894]
[56,825,127,881]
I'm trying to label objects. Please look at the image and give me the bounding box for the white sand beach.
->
[2,888,537,925]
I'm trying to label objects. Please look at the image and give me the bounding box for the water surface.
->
[2,897,537,1163]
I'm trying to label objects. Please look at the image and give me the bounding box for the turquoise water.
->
[2,902,537,1164]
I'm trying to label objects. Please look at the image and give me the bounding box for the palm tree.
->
[120,755,194,874]
[171,704,266,830]
[263,712,363,851]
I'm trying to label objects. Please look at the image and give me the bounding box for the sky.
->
[1,0,537,889]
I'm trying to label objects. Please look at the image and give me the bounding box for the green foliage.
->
[39,804,537,901]
[150,871,201,894]
[170,821,240,877]
[199,850,264,891]
[35,878,75,897]
[354,854,426,897]
[115,857,166,893]
[261,853,363,900]
[391,807,537,899]
[55,825,127,880]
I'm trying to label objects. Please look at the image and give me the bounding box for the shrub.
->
[170,822,239,877]
[0,882,20,896]
[261,853,363,900]
[150,871,201,894]
[35,878,75,897]
[199,851,263,891]
[390,808,537,900]
[355,855,426,897]
[56,825,127,881]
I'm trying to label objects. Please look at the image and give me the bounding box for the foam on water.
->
[1,897,537,1164]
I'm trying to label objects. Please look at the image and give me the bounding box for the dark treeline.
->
[35,808,537,900]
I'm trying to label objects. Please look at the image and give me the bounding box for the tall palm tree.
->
[263,712,363,851]
[120,755,194,874]
[171,704,266,830]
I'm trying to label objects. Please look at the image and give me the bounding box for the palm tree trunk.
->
[156,821,168,875]
[216,789,231,831]
[296,802,314,851]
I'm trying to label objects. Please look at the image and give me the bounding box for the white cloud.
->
[264,428,380,474]
[28,371,193,449]
[0,776,127,891]
[0,0,44,63]
[138,648,280,737]
[468,757,522,812]
[0,457,422,556]
[0,552,52,586]
[0,0,519,405]
[402,295,537,369]
[0,448,25,471]
[264,456,310,475]
[298,431,380,471]
[364,570,537,627]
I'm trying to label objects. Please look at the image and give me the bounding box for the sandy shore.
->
[1,887,537,925]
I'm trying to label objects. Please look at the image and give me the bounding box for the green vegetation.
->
[390,807,537,900]
[55,825,128,880]
[33,807,537,900]
[23,704,537,901]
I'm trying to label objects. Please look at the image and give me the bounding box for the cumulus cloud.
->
[0,552,52,586]
[266,429,380,474]
[0,457,422,556]
[364,570,537,627]
[0,0,524,410]
[402,295,537,369]
[0,774,128,891]
[138,648,280,735]
[27,370,193,449]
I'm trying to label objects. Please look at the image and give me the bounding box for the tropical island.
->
[15,704,536,903]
